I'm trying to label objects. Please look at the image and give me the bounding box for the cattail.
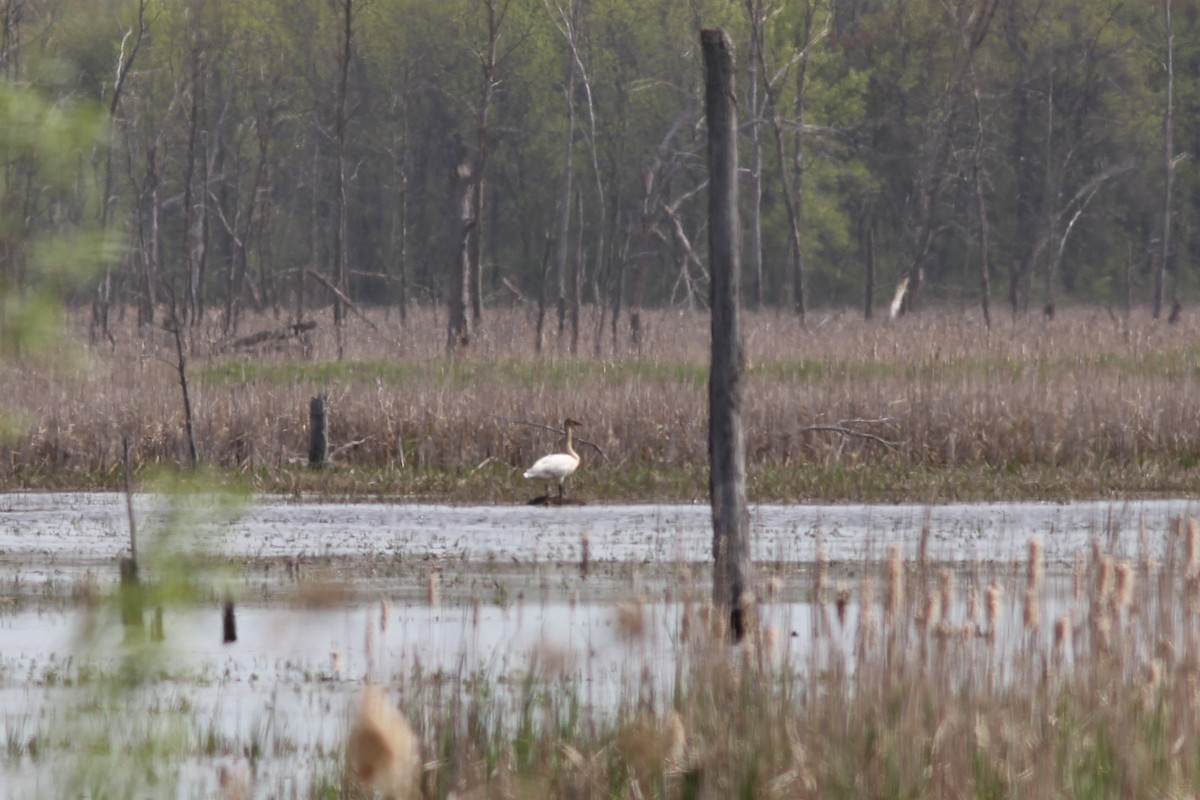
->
[663,711,687,766]
[1053,615,1072,659]
[580,532,590,578]
[815,544,828,600]
[426,571,440,607]
[1023,587,1041,633]
[985,583,1003,636]
[1093,612,1112,653]
[1095,554,1114,603]
[919,590,941,635]
[346,686,421,799]
[218,766,249,800]
[1073,553,1085,603]
[1187,518,1199,578]
[859,579,879,649]
[835,582,851,627]
[967,584,980,623]
[939,568,955,621]
[1114,560,1134,610]
[1147,659,1163,691]
[1027,538,1044,589]
[767,575,782,600]
[616,600,647,640]
[885,545,904,622]
[758,624,779,663]
[379,600,389,634]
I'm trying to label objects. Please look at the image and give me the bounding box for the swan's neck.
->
[565,427,578,460]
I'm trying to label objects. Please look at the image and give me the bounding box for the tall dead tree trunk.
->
[553,5,578,344]
[469,0,504,327]
[332,0,353,358]
[744,0,765,310]
[1155,0,1174,320]
[702,28,751,643]
[447,155,473,352]
[91,0,147,346]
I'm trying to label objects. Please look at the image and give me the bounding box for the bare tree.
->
[754,0,829,322]
[468,0,509,326]
[447,153,474,351]
[92,0,149,346]
[702,28,752,643]
[548,0,580,345]
[743,0,766,310]
[1154,0,1177,320]
[332,0,354,358]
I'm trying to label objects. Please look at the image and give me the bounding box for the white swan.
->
[524,418,582,498]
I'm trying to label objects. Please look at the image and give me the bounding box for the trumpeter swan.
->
[524,418,583,498]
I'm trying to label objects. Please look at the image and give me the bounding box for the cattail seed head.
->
[919,591,941,634]
[939,568,955,620]
[1187,518,1199,578]
[885,545,904,622]
[346,686,421,799]
[1073,554,1085,602]
[1027,538,1044,588]
[426,571,440,607]
[985,583,1003,634]
[835,582,851,627]
[1114,560,1134,610]
[1148,659,1163,690]
[967,584,980,623]
[1053,615,1072,657]
[1023,587,1041,633]
[1095,554,1114,602]
[815,544,828,599]
[616,600,647,641]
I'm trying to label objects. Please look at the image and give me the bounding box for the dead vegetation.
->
[4,304,1200,501]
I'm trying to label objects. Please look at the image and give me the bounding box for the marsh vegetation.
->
[5,307,1200,503]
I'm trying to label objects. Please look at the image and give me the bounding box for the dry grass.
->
[386,517,1200,798]
[5,303,1200,501]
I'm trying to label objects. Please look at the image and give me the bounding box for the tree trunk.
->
[744,0,765,310]
[554,22,577,344]
[470,0,502,327]
[332,0,353,358]
[702,28,751,643]
[1155,0,1174,320]
[863,212,875,320]
[447,156,473,352]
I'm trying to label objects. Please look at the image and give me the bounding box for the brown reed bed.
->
[4,303,1200,502]
[384,518,1200,798]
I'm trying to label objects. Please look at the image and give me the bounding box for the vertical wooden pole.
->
[702,28,752,642]
[309,394,328,468]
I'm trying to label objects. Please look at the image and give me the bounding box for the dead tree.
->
[702,28,752,643]
[1155,0,1176,320]
[332,0,354,359]
[447,155,474,352]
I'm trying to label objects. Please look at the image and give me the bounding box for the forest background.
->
[3,0,1195,349]
[4,0,1200,503]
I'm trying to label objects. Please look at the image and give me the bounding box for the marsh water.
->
[2,493,1197,796]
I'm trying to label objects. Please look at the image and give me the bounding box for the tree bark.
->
[332,0,353,358]
[447,155,473,352]
[702,28,751,643]
[1155,0,1174,320]
[744,0,765,310]
[554,10,578,344]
